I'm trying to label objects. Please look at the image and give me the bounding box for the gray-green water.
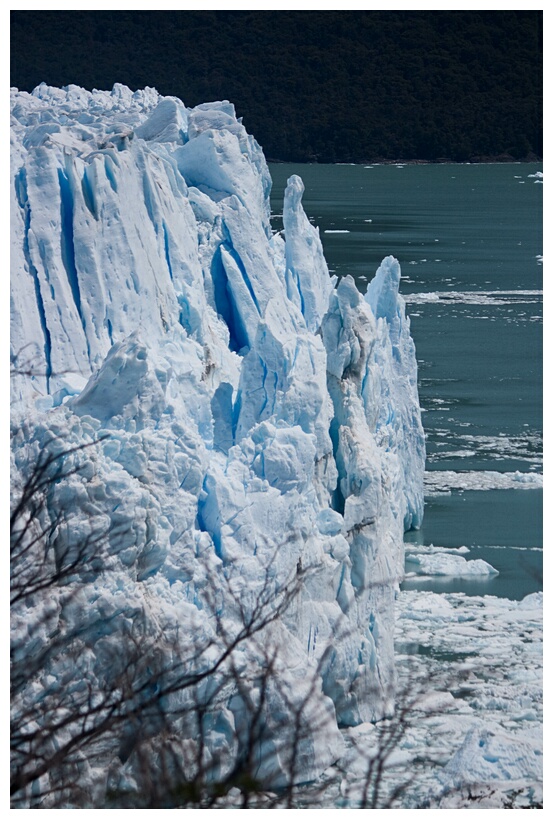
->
[270,162,542,600]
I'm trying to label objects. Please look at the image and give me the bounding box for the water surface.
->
[270,162,543,600]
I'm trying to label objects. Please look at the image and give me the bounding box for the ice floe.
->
[404,290,542,306]
[424,470,543,495]
[318,589,542,807]
[405,551,498,577]
[426,431,543,467]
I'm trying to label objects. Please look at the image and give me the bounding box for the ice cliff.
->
[10,83,425,793]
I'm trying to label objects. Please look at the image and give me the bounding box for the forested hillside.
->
[11,10,542,162]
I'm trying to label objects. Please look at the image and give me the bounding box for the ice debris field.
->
[10,84,541,806]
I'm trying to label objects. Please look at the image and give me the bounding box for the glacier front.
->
[10,83,425,805]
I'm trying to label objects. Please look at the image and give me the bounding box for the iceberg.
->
[10,84,425,804]
[405,551,499,577]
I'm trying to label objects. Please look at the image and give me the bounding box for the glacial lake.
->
[269,162,543,600]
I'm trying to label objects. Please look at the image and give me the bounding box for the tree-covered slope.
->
[11,10,542,162]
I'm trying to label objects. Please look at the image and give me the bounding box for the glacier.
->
[10,83,425,803]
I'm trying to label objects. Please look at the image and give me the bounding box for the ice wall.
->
[10,84,425,791]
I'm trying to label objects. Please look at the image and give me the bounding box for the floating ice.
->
[427,432,543,467]
[408,544,471,555]
[405,551,498,577]
[440,725,541,791]
[404,290,542,306]
[331,588,542,807]
[424,470,543,495]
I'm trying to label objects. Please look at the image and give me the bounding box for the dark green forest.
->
[11,11,542,163]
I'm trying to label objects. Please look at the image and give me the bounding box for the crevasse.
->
[10,83,425,791]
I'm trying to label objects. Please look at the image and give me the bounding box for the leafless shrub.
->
[11,433,455,809]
